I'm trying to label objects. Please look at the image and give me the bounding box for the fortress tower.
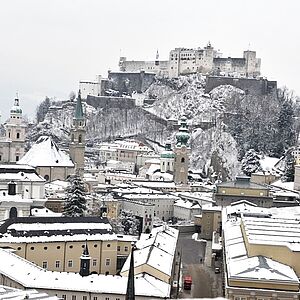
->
[173,116,190,185]
[69,90,86,176]
[0,96,26,163]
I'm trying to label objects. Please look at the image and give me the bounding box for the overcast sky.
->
[0,0,299,120]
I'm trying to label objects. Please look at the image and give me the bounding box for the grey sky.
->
[0,0,299,121]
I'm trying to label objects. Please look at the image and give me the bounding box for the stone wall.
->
[86,95,136,109]
[205,76,277,96]
[108,71,155,95]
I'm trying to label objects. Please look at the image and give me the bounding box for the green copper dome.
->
[161,142,175,158]
[176,116,190,146]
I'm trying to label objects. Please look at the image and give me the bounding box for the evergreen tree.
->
[63,174,87,217]
[241,149,261,177]
[282,150,295,182]
[36,97,51,123]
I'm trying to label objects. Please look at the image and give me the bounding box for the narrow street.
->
[176,233,223,298]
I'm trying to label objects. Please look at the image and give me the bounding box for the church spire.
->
[125,244,136,300]
[74,90,84,120]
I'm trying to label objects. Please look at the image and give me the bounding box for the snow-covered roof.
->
[30,207,62,217]
[0,217,117,243]
[0,285,58,300]
[223,208,299,286]
[121,225,178,279]
[18,136,74,167]
[0,249,170,298]
[151,172,174,181]
[259,156,280,172]
[174,199,201,209]
[271,180,295,191]
[0,164,45,182]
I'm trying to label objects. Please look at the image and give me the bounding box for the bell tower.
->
[79,241,90,277]
[5,95,26,162]
[69,90,86,176]
[173,116,190,185]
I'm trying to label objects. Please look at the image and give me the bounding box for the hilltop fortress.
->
[119,42,261,78]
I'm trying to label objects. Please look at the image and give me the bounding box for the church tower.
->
[4,95,26,162]
[160,141,175,173]
[79,241,91,277]
[69,90,86,176]
[173,116,190,185]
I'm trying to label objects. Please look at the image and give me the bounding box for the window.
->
[105,298,109,300]
[105,258,111,266]
[30,246,35,250]
[57,246,61,249]
[79,134,82,143]
[55,260,60,268]
[93,297,97,300]
[92,259,97,267]
[42,261,48,269]
[62,295,66,300]
[83,296,87,300]
[44,246,48,250]
[69,245,73,249]
[16,132,20,139]
[15,156,19,162]
[181,157,185,163]
[124,246,128,252]
[117,246,120,251]
[17,247,21,250]
[68,260,73,268]
[107,244,111,248]
[0,155,1,161]
[72,296,76,300]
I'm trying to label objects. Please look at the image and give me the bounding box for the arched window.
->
[78,135,82,143]
[16,132,20,139]
[9,207,17,219]
[181,157,185,163]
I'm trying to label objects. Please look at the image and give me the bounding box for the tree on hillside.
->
[282,150,295,182]
[36,96,51,123]
[63,174,87,217]
[241,149,261,177]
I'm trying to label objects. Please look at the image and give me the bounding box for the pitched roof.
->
[18,136,74,167]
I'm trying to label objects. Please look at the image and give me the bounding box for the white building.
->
[121,199,154,233]
[173,199,201,221]
[0,96,26,163]
[0,164,46,199]
[79,75,106,99]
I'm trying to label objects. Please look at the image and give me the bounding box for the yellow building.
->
[223,203,300,299]
[215,175,272,207]
[194,205,222,240]
[0,216,136,275]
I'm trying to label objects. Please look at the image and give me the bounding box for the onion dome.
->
[10,97,22,114]
[176,116,190,146]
